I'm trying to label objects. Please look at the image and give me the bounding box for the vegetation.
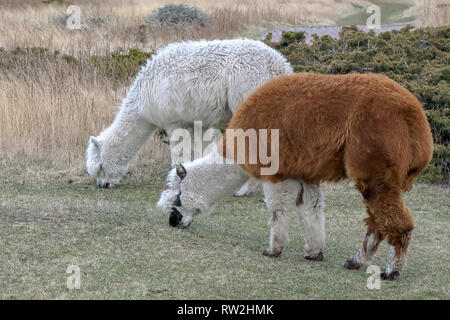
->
[148,4,208,27]
[91,49,154,83]
[2,26,448,184]
[265,26,450,184]
[0,1,448,180]
[83,25,450,184]
[41,0,69,5]
[338,0,416,25]
[0,0,448,300]
[0,161,448,299]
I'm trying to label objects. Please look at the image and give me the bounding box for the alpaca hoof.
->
[305,252,323,261]
[344,259,361,270]
[262,249,282,257]
[381,271,400,280]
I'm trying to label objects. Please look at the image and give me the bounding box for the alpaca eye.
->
[99,164,103,171]
[173,193,182,207]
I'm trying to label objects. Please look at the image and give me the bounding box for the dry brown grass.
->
[0,0,446,169]
[0,0,380,54]
[0,47,170,166]
[0,0,356,168]
[418,0,450,27]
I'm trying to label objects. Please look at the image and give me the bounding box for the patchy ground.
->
[0,160,448,299]
[260,22,414,44]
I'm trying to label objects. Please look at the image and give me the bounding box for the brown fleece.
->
[219,72,433,254]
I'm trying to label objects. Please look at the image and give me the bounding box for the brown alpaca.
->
[219,72,433,280]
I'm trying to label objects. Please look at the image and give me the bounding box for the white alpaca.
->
[86,39,292,188]
[157,151,325,261]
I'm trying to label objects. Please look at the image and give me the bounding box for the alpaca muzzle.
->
[97,181,110,188]
[169,208,183,227]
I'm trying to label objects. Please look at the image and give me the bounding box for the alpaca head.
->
[157,163,211,228]
[86,136,128,188]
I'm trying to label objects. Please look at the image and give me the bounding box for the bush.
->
[51,13,70,27]
[86,16,109,28]
[42,0,69,4]
[149,4,207,27]
[91,48,154,82]
[0,47,66,70]
[265,26,450,184]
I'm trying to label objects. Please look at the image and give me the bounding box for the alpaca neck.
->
[183,152,249,209]
[99,107,154,167]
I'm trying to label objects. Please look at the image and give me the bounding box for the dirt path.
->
[260,22,416,44]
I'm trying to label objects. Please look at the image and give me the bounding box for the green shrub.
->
[0,46,63,70]
[42,0,69,4]
[266,25,450,184]
[148,4,207,27]
[91,49,154,82]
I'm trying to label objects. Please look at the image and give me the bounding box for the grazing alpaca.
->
[158,73,433,280]
[157,151,251,228]
[86,39,292,188]
[158,158,324,260]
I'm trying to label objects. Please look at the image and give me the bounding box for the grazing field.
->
[0,0,449,300]
[0,160,448,299]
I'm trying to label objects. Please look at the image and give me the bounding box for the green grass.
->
[0,160,449,299]
[338,1,416,26]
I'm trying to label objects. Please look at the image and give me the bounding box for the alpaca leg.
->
[380,201,413,280]
[381,245,407,280]
[344,215,383,269]
[377,199,413,280]
[297,183,326,261]
[262,179,301,257]
[346,181,414,279]
[233,178,260,197]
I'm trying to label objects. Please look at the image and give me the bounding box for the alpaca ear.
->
[89,136,100,150]
[175,164,187,180]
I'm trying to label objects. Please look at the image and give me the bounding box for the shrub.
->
[148,4,208,27]
[41,0,69,4]
[0,46,62,70]
[266,26,450,184]
[51,13,71,27]
[91,48,154,83]
[86,16,109,28]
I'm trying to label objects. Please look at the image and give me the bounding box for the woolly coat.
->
[221,73,433,191]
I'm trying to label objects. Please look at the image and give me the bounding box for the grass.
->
[338,0,416,26]
[0,0,345,167]
[0,160,448,299]
[0,0,443,168]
